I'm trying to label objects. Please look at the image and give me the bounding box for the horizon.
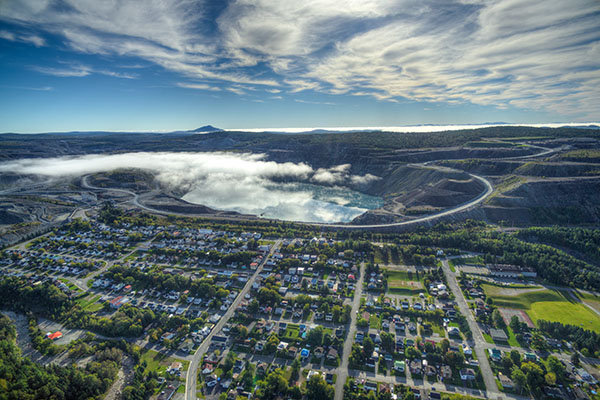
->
[1,0,599,132]
[2,121,600,135]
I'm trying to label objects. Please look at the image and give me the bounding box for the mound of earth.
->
[484,177,600,225]
[88,169,157,192]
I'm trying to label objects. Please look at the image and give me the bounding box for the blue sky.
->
[0,0,598,133]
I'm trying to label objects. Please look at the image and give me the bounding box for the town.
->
[1,212,599,400]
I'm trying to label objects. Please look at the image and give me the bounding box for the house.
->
[256,362,268,375]
[490,328,508,342]
[441,365,452,380]
[425,364,437,376]
[459,368,476,381]
[167,362,183,375]
[47,331,63,340]
[409,360,422,375]
[205,374,218,387]
[488,348,502,362]
[364,382,378,392]
[254,341,264,352]
[327,348,339,360]
[314,347,325,358]
[498,373,514,390]
[394,360,405,372]
[447,326,460,336]
[201,364,214,374]
[288,346,298,357]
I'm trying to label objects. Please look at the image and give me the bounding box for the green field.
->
[140,350,189,375]
[385,269,424,294]
[76,294,103,311]
[482,285,600,332]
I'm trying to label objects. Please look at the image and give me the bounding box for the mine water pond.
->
[182,182,383,223]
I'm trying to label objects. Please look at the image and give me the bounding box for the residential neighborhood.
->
[1,216,599,400]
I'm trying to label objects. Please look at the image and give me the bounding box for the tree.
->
[571,352,580,366]
[444,350,464,368]
[521,362,544,392]
[511,368,527,393]
[509,315,521,333]
[509,349,521,367]
[363,336,375,358]
[545,372,557,386]
[492,309,506,329]
[307,326,324,347]
[290,358,301,382]
[405,346,420,360]
[547,356,565,380]
[305,374,334,400]
[223,351,236,373]
[380,332,394,353]
[530,332,547,351]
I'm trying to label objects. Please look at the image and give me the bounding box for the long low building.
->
[487,264,537,278]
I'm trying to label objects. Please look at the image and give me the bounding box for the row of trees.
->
[538,319,600,357]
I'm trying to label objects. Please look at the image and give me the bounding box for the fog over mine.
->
[0,152,382,223]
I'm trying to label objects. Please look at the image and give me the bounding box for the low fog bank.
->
[0,152,382,223]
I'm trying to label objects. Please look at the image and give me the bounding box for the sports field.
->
[482,284,600,332]
[385,269,424,295]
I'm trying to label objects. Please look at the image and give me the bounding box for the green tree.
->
[363,336,375,358]
[509,315,521,333]
[492,309,506,329]
[511,368,527,393]
[305,374,334,400]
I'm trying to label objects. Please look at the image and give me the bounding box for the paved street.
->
[185,239,282,400]
[334,261,366,400]
[440,258,500,399]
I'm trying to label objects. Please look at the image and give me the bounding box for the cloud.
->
[0,29,45,46]
[1,0,598,116]
[177,82,221,91]
[0,152,380,223]
[32,64,137,79]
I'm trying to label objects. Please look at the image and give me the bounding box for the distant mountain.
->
[189,125,222,133]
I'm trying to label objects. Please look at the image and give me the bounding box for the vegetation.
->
[390,222,600,290]
[538,320,600,357]
[481,285,600,332]
[0,313,119,399]
[517,226,600,263]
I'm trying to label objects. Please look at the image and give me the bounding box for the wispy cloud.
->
[1,0,598,117]
[177,82,221,91]
[0,29,45,46]
[31,63,137,79]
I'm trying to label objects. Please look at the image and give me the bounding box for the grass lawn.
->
[483,333,494,344]
[483,285,600,332]
[385,269,424,295]
[369,314,381,330]
[76,294,103,311]
[282,324,300,339]
[140,350,190,376]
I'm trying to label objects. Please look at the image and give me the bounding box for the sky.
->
[0,0,599,133]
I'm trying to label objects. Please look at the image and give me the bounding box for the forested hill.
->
[1,126,599,161]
